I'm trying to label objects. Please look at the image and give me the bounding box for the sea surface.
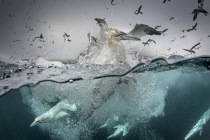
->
[1,56,210,140]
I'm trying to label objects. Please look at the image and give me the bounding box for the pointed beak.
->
[30,120,38,127]
[94,18,99,22]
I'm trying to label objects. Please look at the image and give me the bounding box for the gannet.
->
[185,107,210,140]
[192,4,208,21]
[107,122,129,139]
[155,25,161,30]
[128,24,168,38]
[98,115,119,129]
[186,23,197,32]
[30,100,77,127]
[134,5,143,15]
[183,42,200,54]
[170,17,175,20]
[94,18,141,43]
[35,56,65,68]
[163,0,170,3]
[98,119,111,129]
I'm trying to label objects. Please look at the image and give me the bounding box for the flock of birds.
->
[6,0,208,60]
[92,2,209,59]
[106,0,209,57]
[1,0,210,140]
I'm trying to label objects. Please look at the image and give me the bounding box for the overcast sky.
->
[0,0,209,62]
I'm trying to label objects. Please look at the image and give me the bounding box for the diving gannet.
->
[107,122,129,139]
[185,106,210,140]
[98,119,111,129]
[30,100,77,127]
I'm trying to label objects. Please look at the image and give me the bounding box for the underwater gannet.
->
[107,122,129,139]
[98,119,111,129]
[98,115,119,129]
[30,100,77,127]
[185,107,210,140]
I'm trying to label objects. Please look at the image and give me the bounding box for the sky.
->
[0,0,209,63]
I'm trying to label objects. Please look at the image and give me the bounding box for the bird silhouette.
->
[170,17,175,20]
[181,29,185,32]
[163,0,170,3]
[187,23,197,32]
[134,5,143,15]
[111,0,118,5]
[183,42,200,53]
[192,5,208,21]
[129,24,168,38]
[155,25,161,29]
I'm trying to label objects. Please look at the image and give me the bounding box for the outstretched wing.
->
[190,42,200,50]
[115,31,141,41]
[128,24,167,38]
[183,49,190,52]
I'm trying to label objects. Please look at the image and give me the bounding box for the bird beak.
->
[94,18,99,24]
[30,120,38,127]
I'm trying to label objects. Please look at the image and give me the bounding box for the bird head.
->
[30,113,50,127]
[94,18,107,27]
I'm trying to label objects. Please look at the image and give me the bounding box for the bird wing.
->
[128,24,166,38]
[193,23,198,28]
[183,49,190,52]
[192,10,198,21]
[190,42,200,50]
[115,31,141,41]
[128,24,147,38]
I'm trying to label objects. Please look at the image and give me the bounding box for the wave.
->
[0,55,210,96]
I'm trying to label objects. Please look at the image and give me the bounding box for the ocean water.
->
[1,57,210,140]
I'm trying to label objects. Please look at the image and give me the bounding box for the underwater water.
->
[1,57,210,140]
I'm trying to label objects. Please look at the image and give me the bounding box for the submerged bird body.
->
[185,107,210,140]
[30,100,77,127]
[98,119,111,129]
[107,122,129,139]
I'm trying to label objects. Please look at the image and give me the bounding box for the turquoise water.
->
[0,56,210,140]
